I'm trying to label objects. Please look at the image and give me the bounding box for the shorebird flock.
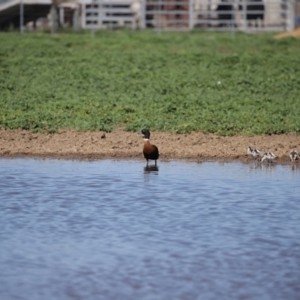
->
[247,146,299,164]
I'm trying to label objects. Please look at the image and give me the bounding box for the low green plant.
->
[0,31,299,135]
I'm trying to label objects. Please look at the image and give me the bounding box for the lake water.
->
[0,158,299,300]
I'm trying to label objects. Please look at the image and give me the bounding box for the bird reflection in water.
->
[259,162,276,172]
[291,163,298,171]
[144,165,159,174]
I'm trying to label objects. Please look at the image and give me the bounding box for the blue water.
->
[0,159,299,300]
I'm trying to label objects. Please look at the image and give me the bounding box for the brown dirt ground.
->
[274,27,300,39]
[0,128,300,164]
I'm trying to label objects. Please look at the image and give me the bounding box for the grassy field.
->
[0,31,299,135]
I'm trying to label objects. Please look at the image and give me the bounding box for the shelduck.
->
[141,129,159,166]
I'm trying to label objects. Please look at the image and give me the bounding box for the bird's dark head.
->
[141,129,150,139]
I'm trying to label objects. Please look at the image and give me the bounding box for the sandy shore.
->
[0,128,299,164]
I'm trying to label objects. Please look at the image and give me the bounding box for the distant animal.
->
[239,0,265,27]
[216,0,236,27]
[131,0,141,29]
[261,152,276,163]
[141,129,159,166]
[289,150,299,162]
[247,146,262,160]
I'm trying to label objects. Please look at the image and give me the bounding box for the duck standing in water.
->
[247,146,262,160]
[289,150,299,163]
[261,152,276,163]
[141,129,159,166]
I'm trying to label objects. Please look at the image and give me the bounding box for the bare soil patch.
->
[0,129,299,164]
[274,28,300,39]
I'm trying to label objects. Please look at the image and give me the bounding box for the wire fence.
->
[81,0,296,31]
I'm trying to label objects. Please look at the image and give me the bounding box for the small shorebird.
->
[141,129,159,166]
[261,152,276,163]
[289,150,299,162]
[247,146,262,160]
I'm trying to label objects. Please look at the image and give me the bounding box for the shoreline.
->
[0,129,299,164]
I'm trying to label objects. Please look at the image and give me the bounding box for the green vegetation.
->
[0,31,299,135]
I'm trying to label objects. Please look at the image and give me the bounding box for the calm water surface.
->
[0,159,300,300]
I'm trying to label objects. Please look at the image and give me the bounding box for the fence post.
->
[158,0,162,34]
[73,5,80,30]
[59,7,64,28]
[99,0,104,29]
[20,0,24,33]
[81,3,85,29]
[231,3,235,38]
[141,0,146,29]
[50,5,58,33]
[242,0,247,31]
[287,0,295,31]
[189,0,193,29]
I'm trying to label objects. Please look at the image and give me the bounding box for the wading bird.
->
[261,152,276,163]
[247,146,262,160]
[141,129,159,166]
[289,150,299,163]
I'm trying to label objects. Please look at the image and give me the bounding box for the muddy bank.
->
[0,129,299,163]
